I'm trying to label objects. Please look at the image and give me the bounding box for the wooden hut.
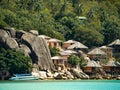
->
[51,56,66,70]
[63,40,77,49]
[84,60,101,72]
[59,50,77,68]
[67,42,88,52]
[103,60,120,75]
[100,46,113,59]
[84,60,102,78]
[48,38,62,50]
[87,48,107,63]
[108,39,120,58]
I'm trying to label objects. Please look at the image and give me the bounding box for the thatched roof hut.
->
[100,46,113,58]
[84,60,101,73]
[108,39,120,46]
[51,56,66,70]
[59,50,77,56]
[67,42,88,50]
[87,48,107,62]
[104,60,120,74]
[63,40,77,49]
[108,39,120,58]
[64,40,77,44]
[88,48,106,55]
[85,60,101,68]
[104,60,120,67]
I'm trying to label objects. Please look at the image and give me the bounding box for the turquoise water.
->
[0,80,120,90]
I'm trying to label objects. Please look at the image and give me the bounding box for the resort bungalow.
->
[59,50,77,58]
[51,56,66,70]
[48,38,62,50]
[100,46,113,59]
[63,40,77,49]
[84,60,101,75]
[67,42,88,53]
[59,50,77,68]
[87,48,107,64]
[108,39,120,58]
[103,60,120,76]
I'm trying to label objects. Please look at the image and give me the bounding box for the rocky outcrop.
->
[4,27,16,38]
[6,38,18,49]
[70,68,89,79]
[21,33,54,70]
[0,30,9,44]
[19,44,31,56]
[0,28,55,71]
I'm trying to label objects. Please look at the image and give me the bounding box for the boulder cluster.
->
[32,68,89,80]
[0,28,54,71]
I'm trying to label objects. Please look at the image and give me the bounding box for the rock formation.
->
[0,28,55,71]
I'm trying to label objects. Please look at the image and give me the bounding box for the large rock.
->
[29,30,39,36]
[39,71,47,79]
[70,68,89,79]
[21,33,55,71]
[65,71,74,79]
[4,27,16,38]
[0,29,9,43]
[19,44,31,56]
[6,38,18,49]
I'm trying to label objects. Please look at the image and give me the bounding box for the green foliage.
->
[0,48,32,78]
[0,0,120,47]
[68,54,80,67]
[49,46,59,57]
[79,57,87,68]
[116,57,120,63]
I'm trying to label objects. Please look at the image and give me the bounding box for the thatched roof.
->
[67,42,88,49]
[48,38,62,42]
[88,48,106,55]
[85,60,101,67]
[59,50,77,56]
[100,46,112,49]
[51,56,65,60]
[108,39,120,46]
[64,40,77,44]
[104,60,120,67]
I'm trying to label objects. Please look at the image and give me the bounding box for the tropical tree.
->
[0,48,32,80]
[49,46,59,57]
[68,54,80,67]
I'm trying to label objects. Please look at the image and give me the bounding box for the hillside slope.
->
[0,0,120,47]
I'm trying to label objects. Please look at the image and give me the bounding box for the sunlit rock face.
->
[21,33,55,71]
[0,28,55,71]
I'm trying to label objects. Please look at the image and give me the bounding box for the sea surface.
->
[0,80,120,90]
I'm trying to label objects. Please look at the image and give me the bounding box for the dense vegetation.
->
[0,0,120,47]
[68,54,80,67]
[0,48,32,80]
[68,54,87,68]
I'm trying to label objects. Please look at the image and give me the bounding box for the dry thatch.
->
[85,60,101,67]
[108,39,120,46]
[104,60,120,67]
[64,40,77,44]
[67,42,88,49]
[88,48,106,55]
[59,50,77,56]
[51,56,65,60]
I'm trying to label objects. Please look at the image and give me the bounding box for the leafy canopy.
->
[0,48,32,76]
